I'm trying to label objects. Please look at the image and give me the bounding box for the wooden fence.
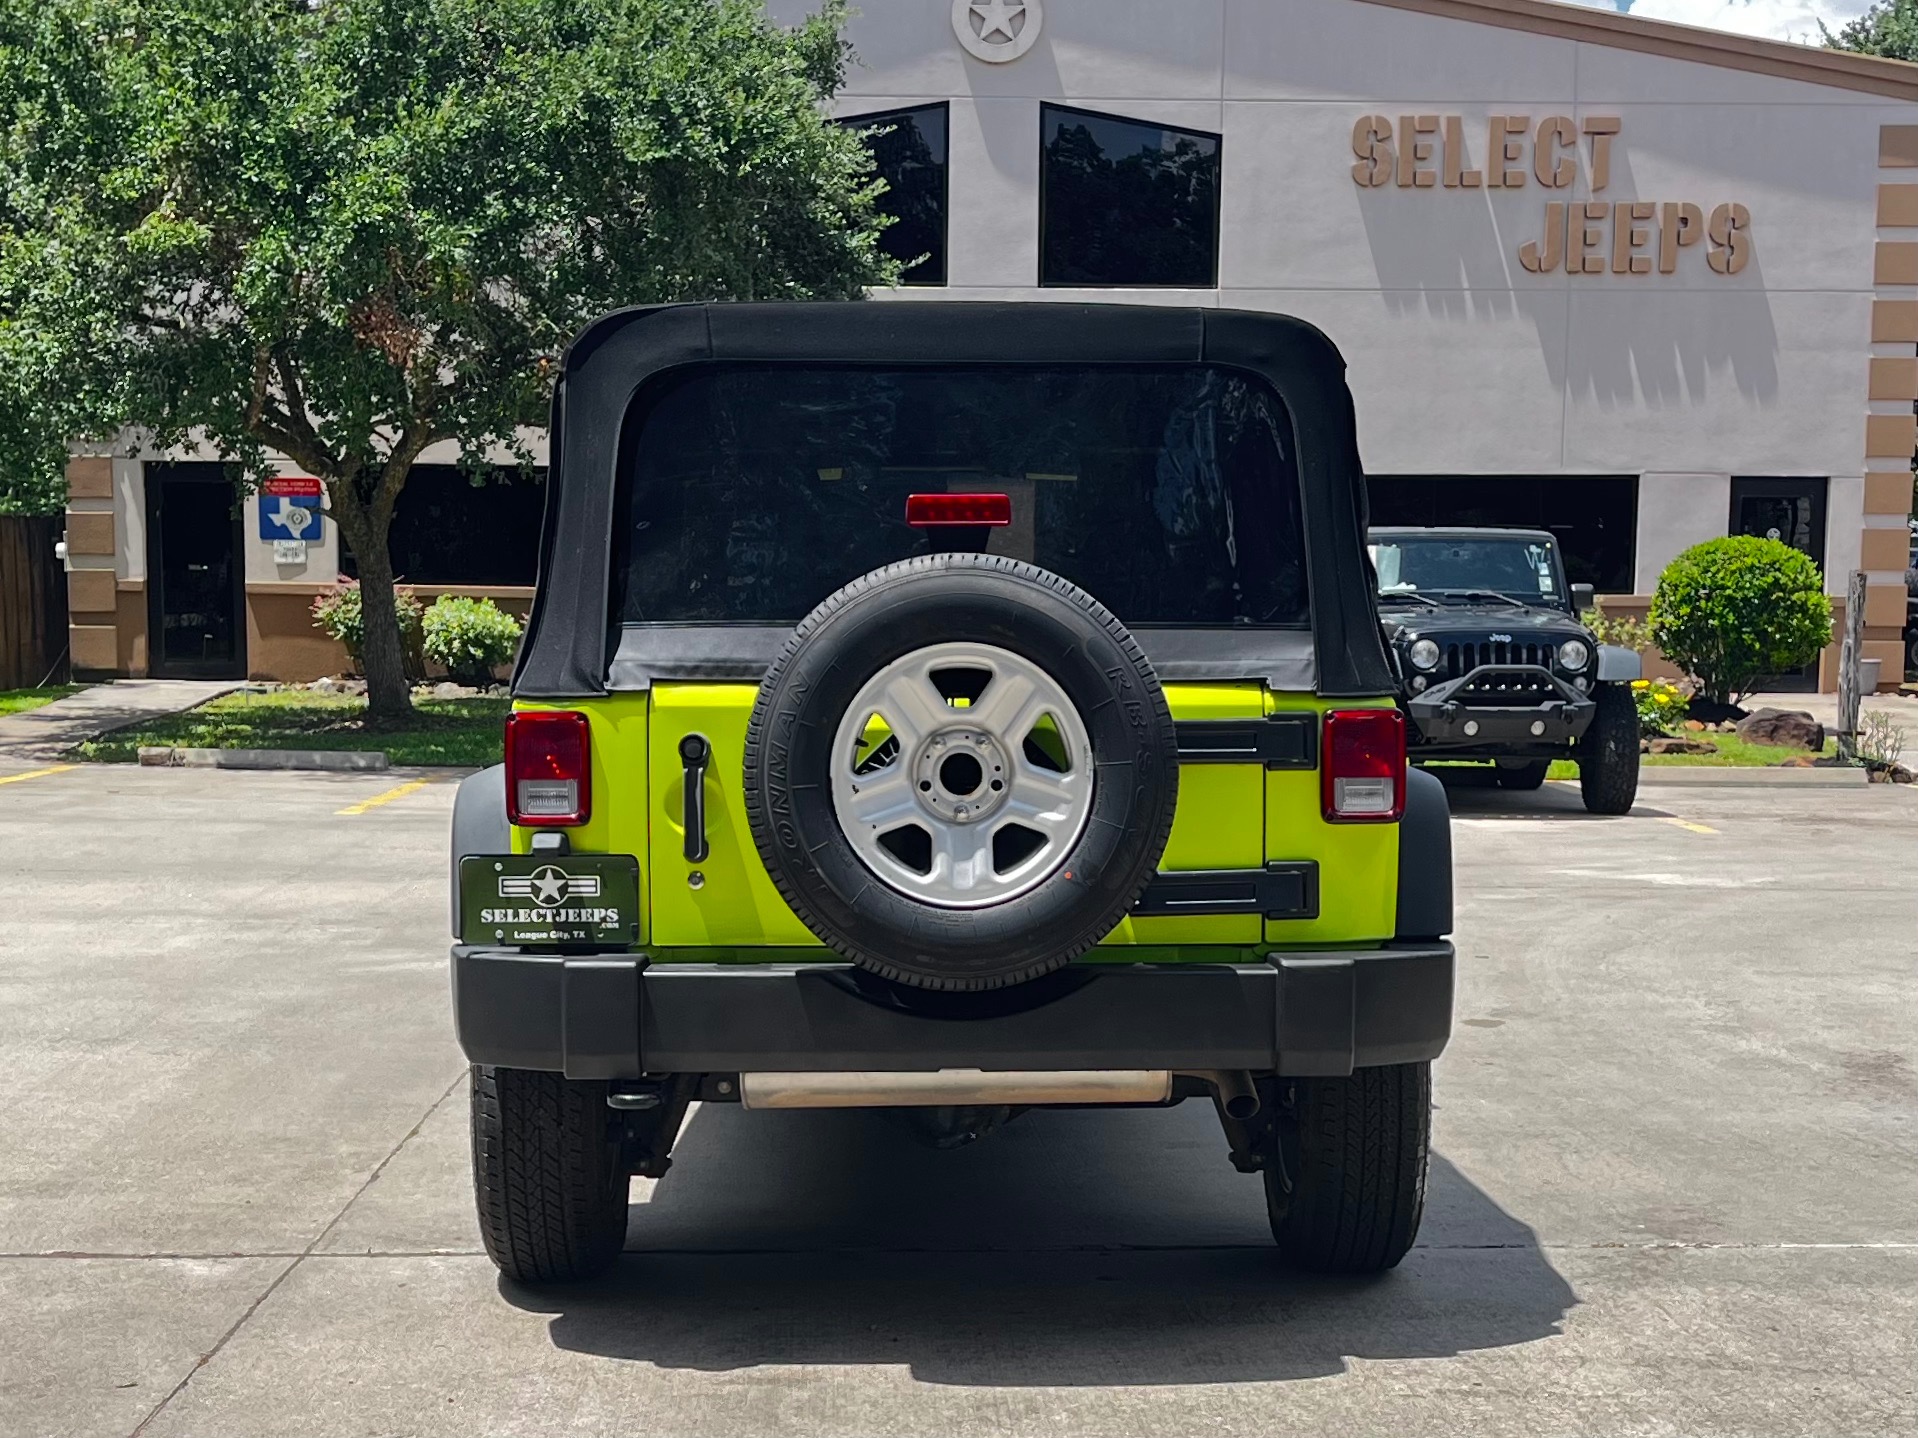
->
[0,515,68,689]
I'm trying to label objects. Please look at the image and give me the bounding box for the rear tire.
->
[1578,683,1640,815]
[1264,1062,1430,1274]
[1494,759,1550,791]
[471,1065,628,1284]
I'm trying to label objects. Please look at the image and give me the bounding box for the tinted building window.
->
[343,465,545,585]
[1040,104,1221,288]
[841,104,948,286]
[1730,477,1827,567]
[616,364,1308,628]
[1365,475,1639,593]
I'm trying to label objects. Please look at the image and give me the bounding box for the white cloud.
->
[1558,0,1870,44]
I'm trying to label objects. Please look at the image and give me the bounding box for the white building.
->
[786,0,1918,689]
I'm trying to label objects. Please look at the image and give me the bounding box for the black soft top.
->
[513,301,1394,699]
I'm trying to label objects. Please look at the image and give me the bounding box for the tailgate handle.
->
[678,734,711,863]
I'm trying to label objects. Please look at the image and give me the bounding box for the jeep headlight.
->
[1557,638,1591,671]
[1407,638,1441,671]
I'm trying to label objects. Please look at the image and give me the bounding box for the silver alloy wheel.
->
[829,641,1095,908]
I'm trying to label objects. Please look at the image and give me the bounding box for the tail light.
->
[906,492,1011,527]
[1322,708,1405,822]
[506,710,591,826]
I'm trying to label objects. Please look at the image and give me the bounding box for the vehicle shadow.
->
[1430,765,1673,821]
[502,1101,1576,1386]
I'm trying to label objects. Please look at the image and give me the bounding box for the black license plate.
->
[459,854,639,946]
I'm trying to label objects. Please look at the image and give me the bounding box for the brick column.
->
[63,456,122,676]
[1864,127,1918,690]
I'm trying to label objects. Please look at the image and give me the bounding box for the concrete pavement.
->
[0,765,1912,1436]
[0,680,239,763]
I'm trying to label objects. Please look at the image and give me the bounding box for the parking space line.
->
[0,764,75,787]
[336,779,432,816]
[1662,816,1719,835]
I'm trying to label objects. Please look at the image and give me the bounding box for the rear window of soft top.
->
[615,363,1309,628]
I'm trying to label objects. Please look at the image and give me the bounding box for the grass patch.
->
[69,688,508,767]
[0,684,82,717]
[1542,733,1837,779]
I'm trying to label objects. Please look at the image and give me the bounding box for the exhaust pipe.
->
[1199,1069,1260,1120]
[739,1068,1173,1110]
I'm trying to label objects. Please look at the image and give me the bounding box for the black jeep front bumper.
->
[450,943,1455,1081]
[1406,663,1595,749]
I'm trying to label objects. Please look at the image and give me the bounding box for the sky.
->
[1564,0,1868,44]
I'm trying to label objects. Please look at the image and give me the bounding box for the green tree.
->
[0,0,897,714]
[1824,0,1918,60]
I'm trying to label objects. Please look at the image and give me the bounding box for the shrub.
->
[1648,537,1832,705]
[1858,711,1906,772]
[422,595,522,687]
[1631,677,1688,737]
[1581,603,1652,656]
[310,580,422,672]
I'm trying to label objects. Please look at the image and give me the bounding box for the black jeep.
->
[1370,526,1641,814]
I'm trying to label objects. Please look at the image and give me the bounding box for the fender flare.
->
[1595,644,1642,682]
[1395,765,1453,941]
[450,765,509,937]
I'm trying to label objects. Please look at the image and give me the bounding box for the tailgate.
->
[525,683,1396,951]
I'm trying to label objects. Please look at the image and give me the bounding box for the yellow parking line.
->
[1662,816,1719,835]
[336,779,432,816]
[0,764,76,787]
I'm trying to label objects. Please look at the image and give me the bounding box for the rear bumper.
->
[449,943,1455,1081]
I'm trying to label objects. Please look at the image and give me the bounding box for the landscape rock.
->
[431,681,471,700]
[311,676,337,694]
[1648,736,1718,755]
[1682,719,1706,732]
[1736,708,1824,751]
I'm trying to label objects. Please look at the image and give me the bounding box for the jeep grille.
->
[1444,640,1552,678]
[1444,641,1559,705]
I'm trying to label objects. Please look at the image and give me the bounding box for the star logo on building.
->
[952,0,1041,62]
[499,865,602,909]
[970,0,1025,41]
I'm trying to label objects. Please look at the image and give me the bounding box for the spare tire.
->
[743,554,1179,991]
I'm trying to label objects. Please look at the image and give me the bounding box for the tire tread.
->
[471,1065,627,1284]
[1267,1062,1430,1274]
[1578,683,1641,815]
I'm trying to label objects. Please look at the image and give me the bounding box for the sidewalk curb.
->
[137,747,390,773]
[1635,765,1870,788]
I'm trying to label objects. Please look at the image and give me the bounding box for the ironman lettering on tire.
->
[743,554,1180,992]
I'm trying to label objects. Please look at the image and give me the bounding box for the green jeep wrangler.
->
[450,302,1455,1284]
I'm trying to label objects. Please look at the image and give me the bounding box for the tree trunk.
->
[352,535,413,720]
[329,485,413,722]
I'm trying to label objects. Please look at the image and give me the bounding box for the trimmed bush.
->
[1648,537,1832,705]
[311,580,423,673]
[422,595,522,687]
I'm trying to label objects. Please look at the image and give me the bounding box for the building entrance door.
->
[145,464,246,679]
[1729,477,1828,691]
